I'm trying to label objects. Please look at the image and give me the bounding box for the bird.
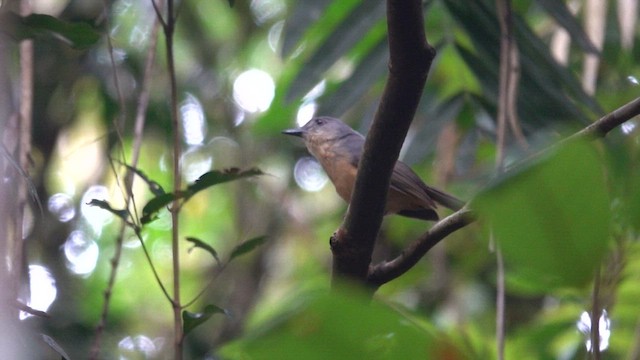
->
[283,116,464,221]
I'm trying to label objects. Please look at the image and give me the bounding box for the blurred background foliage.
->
[1,0,640,358]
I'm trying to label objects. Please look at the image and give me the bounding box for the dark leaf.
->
[140,193,177,224]
[122,163,165,196]
[41,334,70,360]
[0,12,100,49]
[186,237,220,264]
[285,0,386,103]
[219,290,446,359]
[183,305,228,335]
[229,236,268,261]
[227,0,234,7]
[186,168,263,199]
[535,0,599,54]
[280,0,334,57]
[87,199,129,221]
[317,37,388,117]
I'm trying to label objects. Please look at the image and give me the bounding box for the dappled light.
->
[47,193,76,222]
[232,69,275,114]
[577,310,611,352]
[118,335,164,359]
[2,0,640,358]
[293,157,328,192]
[180,94,207,146]
[63,230,99,276]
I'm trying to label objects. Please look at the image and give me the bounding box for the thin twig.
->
[90,3,163,358]
[161,0,185,356]
[494,0,519,357]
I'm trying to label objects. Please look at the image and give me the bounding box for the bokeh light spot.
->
[48,193,76,222]
[233,69,275,113]
[63,230,99,276]
[180,94,207,146]
[294,157,328,192]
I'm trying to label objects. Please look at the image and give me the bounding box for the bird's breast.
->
[308,142,357,202]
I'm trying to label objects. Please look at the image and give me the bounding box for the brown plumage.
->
[283,117,464,221]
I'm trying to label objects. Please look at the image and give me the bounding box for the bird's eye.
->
[315,118,324,126]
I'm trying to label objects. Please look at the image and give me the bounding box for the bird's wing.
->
[389,161,436,208]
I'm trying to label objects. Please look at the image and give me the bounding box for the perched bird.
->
[283,116,464,221]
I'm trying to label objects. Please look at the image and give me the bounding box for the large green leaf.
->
[220,290,468,360]
[473,140,611,291]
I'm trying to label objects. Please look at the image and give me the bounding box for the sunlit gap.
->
[577,310,611,352]
[627,75,639,86]
[63,230,99,276]
[119,335,164,359]
[19,265,57,320]
[233,69,275,121]
[294,157,328,192]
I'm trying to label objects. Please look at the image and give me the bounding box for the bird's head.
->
[282,117,359,145]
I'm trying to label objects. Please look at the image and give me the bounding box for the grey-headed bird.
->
[283,117,464,221]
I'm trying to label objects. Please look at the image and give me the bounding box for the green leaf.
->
[473,140,611,291]
[0,12,100,49]
[185,237,220,264]
[229,236,268,261]
[140,193,177,224]
[183,305,228,336]
[219,289,459,359]
[186,167,263,199]
[87,199,129,221]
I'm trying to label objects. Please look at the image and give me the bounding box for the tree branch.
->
[331,0,436,283]
[367,208,475,287]
[366,94,640,287]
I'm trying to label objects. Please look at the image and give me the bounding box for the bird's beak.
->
[282,128,304,137]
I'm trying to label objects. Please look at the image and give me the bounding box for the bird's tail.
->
[426,186,466,211]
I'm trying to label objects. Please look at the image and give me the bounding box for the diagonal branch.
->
[367,208,475,287]
[366,94,640,288]
[331,0,436,284]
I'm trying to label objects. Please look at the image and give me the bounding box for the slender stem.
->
[90,10,162,358]
[163,0,184,356]
[15,0,33,300]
